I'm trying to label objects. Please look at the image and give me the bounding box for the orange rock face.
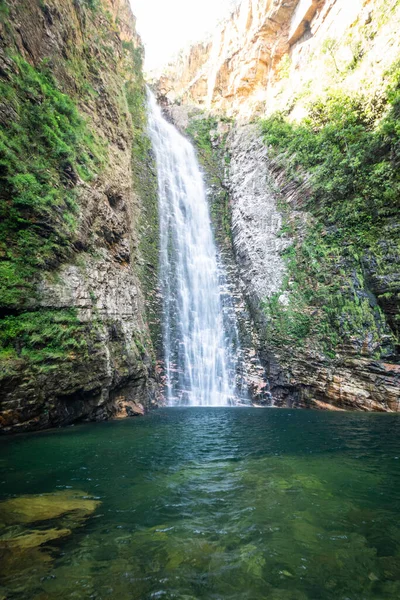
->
[157,0,400,119]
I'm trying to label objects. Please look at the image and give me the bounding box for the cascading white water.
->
[147,91,242,406]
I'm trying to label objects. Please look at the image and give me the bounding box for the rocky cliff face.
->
[159,0,400,411]
[158,0,400,118]
[227,123,400,411]
[158,0,299,116]
[0,0,160,432]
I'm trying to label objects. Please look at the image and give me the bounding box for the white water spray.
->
[147,92,243,406]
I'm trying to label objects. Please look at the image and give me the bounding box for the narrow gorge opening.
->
[148,91,247,406]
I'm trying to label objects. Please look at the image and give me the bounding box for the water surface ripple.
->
[1,408,400,599]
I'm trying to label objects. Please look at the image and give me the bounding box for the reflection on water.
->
[1,408,400,599]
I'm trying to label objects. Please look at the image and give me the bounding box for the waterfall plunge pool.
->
[1,407,400,599]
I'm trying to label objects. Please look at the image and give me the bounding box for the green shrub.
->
[186,115,232,244]
[260,69,400,356]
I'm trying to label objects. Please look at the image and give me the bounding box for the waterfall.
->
[147,91,245,406]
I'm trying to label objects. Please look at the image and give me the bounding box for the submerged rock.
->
[0,489,101,582]
[0,489,101,526]
[0,527,71,551]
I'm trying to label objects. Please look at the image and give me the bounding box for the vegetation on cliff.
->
[0,0,158,427]
[0,57,103,309]
[186,115,232,246]
[260,65,400,359]
[125,43,160,351]
[0,52,105,382]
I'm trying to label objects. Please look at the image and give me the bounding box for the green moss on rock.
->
[260,65,400,358]
[186,114,232,246]
[0,56,104,309]
[0,0,158,429]
[124,46,161,353]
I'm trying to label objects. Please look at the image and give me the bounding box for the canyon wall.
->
[226,122,400,411]
[158,0,400,118]
[159,0,400,411]
[0,0,160,432]
[158,0,298,116]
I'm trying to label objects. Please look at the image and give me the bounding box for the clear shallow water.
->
[1,408,400,599]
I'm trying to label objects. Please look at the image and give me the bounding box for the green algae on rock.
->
[0,489,101,525]
[0,488,101,585]
[0,527,72,550]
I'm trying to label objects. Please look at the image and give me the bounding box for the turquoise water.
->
[1,407,400,599]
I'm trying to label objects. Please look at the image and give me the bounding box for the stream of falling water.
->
[147,91,244,406]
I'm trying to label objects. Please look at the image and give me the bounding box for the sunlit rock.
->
[114,399,145,417]
[0,490,101,526]
[157,0,400,119]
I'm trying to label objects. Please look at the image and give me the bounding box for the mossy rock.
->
[239,543,266,578]
[290,474,328,492]
[0,489,100,526]
[0,527,71,551]
[0,490,100,582]
[292,519,323,546]
[0,526,72,580]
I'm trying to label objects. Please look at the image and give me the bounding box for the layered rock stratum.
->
[0,0,160,432]
[158,0,400,118]
[159,0,400,411]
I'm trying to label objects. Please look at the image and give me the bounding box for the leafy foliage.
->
[0,56,104,309]
[186,116,218,154]
[260,69,400,356]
